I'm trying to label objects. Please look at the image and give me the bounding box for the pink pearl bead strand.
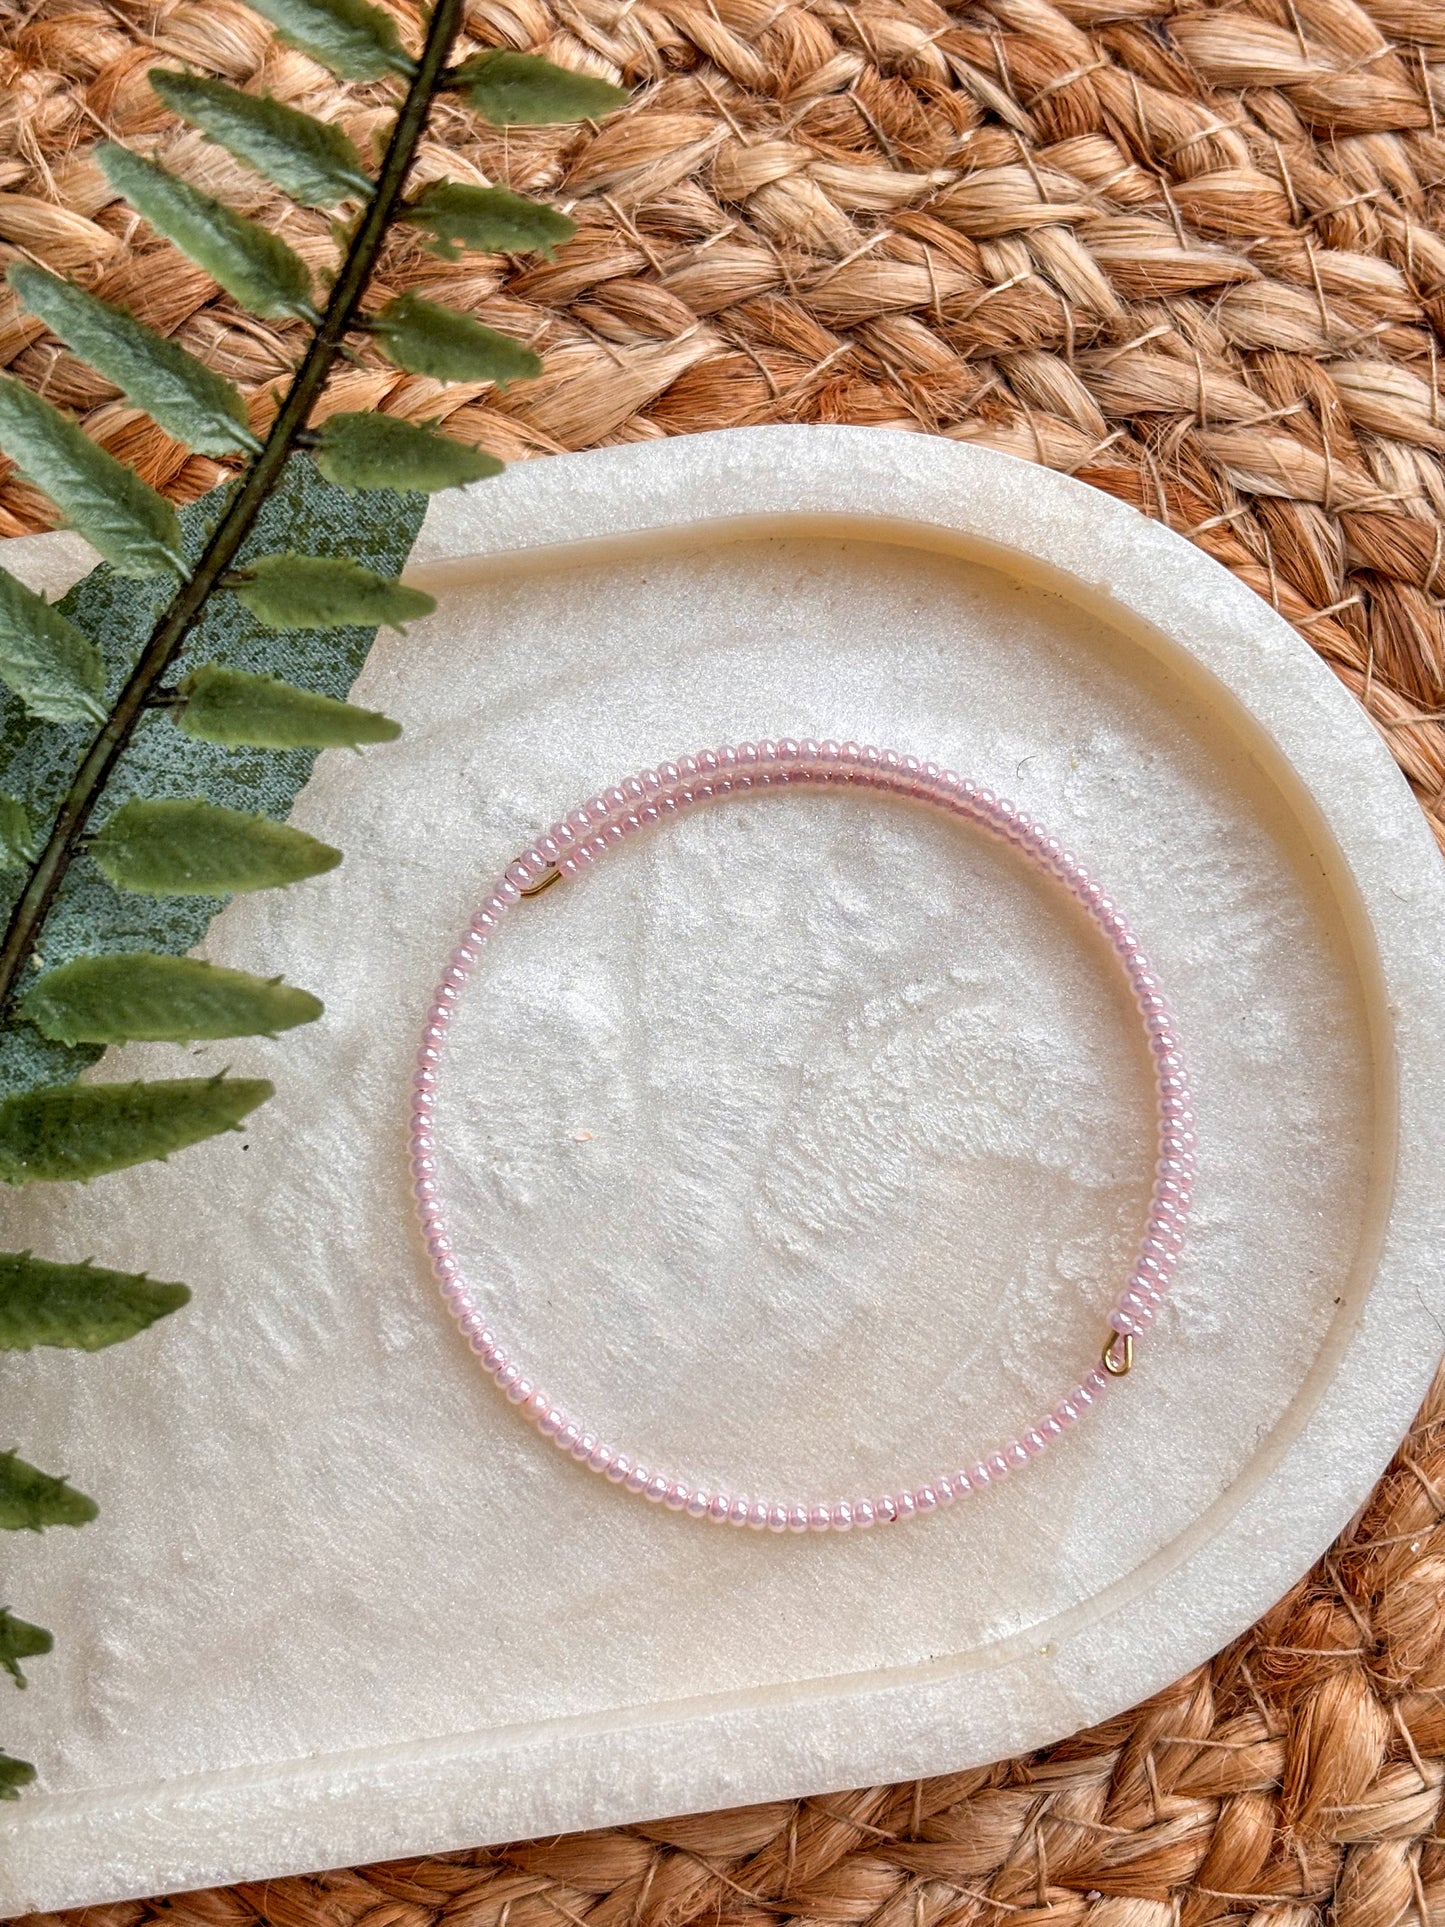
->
[411,740,1193,1533]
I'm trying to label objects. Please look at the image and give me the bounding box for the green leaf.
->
[230,552,435,630]
[452,50,626,125]
[0,377,183,579]
[402,181,575,262]
[21,952,323,1044]
[0,1250,189,1351]
[0,1073,273,1184]
[174,660,401,746]
[149,70,371,211]
[0,1449,98,1529]
[313,413,502,493]
[95,142,315,322]
[242,0,412,79]
[92,797,341,895]
[6,262,257,459]
[0,1753,35,1797]
[0,1248,173,1351]
[0,1609,52,1688]
[371,293,541,386]
[0,798,36,871]
[0,564,106,725]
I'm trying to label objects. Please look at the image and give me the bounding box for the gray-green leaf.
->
[21,952,323,1044]
[0,1753,36,1798]
[0,798,36,871]
[0,1250,189,1351]
[92,798,341,895]
[6,262,258,459]
[0,377,184,579]
[96,142,315,322]
[402,181,575,261]
[0,1609,52,1688]
[242,0,413,79]
[0,565,105,724]
[0,1449,98,1529]
[313,412,502,493]
[0,1073,273,1184]
[370,292,541,385]
[452,50,626,125]
[149,70,371,211]
[230,552,436,630]
[174,660,401,747]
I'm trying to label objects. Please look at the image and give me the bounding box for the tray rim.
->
[4,423,1443,1913]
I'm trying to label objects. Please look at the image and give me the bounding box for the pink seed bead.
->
[808,1506,831,1533]
[787,1505,809,1532]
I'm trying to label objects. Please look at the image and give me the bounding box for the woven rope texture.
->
[4,0,1445,1918]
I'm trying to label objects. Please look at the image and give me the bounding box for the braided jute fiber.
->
[5,0,1445,1919]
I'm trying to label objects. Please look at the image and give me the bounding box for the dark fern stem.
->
[0,0,464,1019]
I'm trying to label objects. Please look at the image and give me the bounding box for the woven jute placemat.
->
[5,0,1445,1920]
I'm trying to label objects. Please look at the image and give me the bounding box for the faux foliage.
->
[94,144,318,323]
[0,380,183,579]
[0,1610,52,1688]
[0,1254,190,1351]
[21,954,323,1046]
[148,71,371,211]
[91,797,342,895]
[0,1452,97,1532]
[173,662,401,749]
[313,411,503,493]
[5,265,259,461]
[0,567,105,726]
[370,291,543,383]
[0,0,626,1794]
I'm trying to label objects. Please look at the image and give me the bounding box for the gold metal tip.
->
[518,865,562,898]
[1101,1330,1134,1377]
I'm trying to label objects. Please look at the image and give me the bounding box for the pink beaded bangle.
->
[411,740,1194,1534]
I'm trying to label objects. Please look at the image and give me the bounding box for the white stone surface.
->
[2,426,1442,1914]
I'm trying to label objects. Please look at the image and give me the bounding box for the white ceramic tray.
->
[4,426,1444,1914]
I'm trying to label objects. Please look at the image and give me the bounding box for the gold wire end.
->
[1101,1330,1134,1377]
[518,866,562,899]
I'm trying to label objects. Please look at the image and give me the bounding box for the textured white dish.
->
[2,425,1443,1914]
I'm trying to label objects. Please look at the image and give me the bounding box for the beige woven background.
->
[5,0,1445,1919]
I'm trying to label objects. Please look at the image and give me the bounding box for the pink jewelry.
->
[411,740,1193,1533]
